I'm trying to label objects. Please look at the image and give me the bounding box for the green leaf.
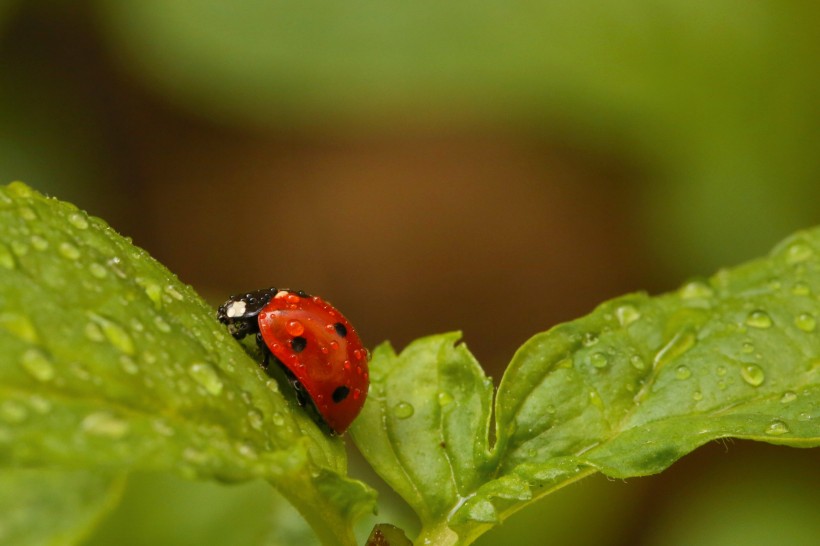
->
[0,182,375,546]
[0,468,124,545]
[352,228,820,545]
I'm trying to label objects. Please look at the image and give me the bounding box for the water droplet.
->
[740,364,765,387]
[188,363,223,395]
[20,349,55,382]
[780,391,797,404]
[630,355,646,370]
[30,235,49,251]
[717,380,727,390]
[746,310,773,329]
[589,352,609,369]
[28,395,51,414]
[286,320,305,337]
[19,206,37,221]
[84,322,105,342]
[248,409,264,430]
[741,341,755,354]
[271,412,285,426]
[119,355,139,375]
[794,313,816,332]
[785,242,813,264]
[81,412,129,438]
[140,280,162,306]
[764,420,789,436]
[152,419,175,437]
[0,312,38,343]
[68,213,89,230]
[798,412,812,422]
[653,329,696,369]
[107,256,127,278]
[692,391,703,401]
[0,243,15,269]
[154,316,172,333]
[675,365,692,380]
[582,332,599,347]
[716,365,727,376]
[236,442,258,460]
[394,401,414,419]
[58,241,80,260]
[679,280,714,300]
[437,391,454,406]
[89,314,135,354]
[88,262,108,278]
[616,305,641,327]
[0,401,28,424]
[8,182,34,198]
[792,282,811,296]
[588,390,604,410]
[165,285,184,301]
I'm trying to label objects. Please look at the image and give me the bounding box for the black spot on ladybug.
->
[334,322,348,338]
[296,289,310,298]
[332,385,350,403]
[291,336,307,353]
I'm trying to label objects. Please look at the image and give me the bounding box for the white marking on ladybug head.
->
[226,300,246,318]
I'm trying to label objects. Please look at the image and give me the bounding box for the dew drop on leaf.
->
[792,282,811,296]
[764,420,790,436]
[271,412,285,426]
[89,262,108,278]
[0,312,38,343]
[30,234,48,251]
[780,391,797,404]
[794,313,816,332]
[437,391,454,406]
[81,412,130,438]
[740,364,765,387]
[58,241,80,260]
[18,206,37,221]
[615,305,641,327]
[716,365,727,377]
[630,355,646,370]
[0,401,28,424]
[248,409,264,430]
[154,316,172,333]
[784,242,813,264]
[394,402,415,419]
[20,348,55,382]
[0,242,15,269]
[692,391,703,401]
[746,310,773,329]
[678,280,714,300]
[582,332,599,347]
[588,390,604,410]
[590,352,609,369]
[188,362,224,395]
[675,365,692,380]
[68,213,89,230]
[798,412,812,422]
[119,355,139,375]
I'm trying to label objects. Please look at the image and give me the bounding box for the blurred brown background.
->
[1,1,818,545]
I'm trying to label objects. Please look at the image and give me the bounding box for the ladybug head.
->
[217,287,278,339]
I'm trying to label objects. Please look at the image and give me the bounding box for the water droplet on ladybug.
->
[286,320,305,336]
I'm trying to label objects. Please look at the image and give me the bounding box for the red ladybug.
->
[217,288,368,434]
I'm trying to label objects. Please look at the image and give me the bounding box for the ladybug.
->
[217,288,368,434]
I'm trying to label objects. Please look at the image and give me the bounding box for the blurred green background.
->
[1,1,818,544]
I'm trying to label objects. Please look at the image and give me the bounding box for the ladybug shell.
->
[257,291,368,434]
